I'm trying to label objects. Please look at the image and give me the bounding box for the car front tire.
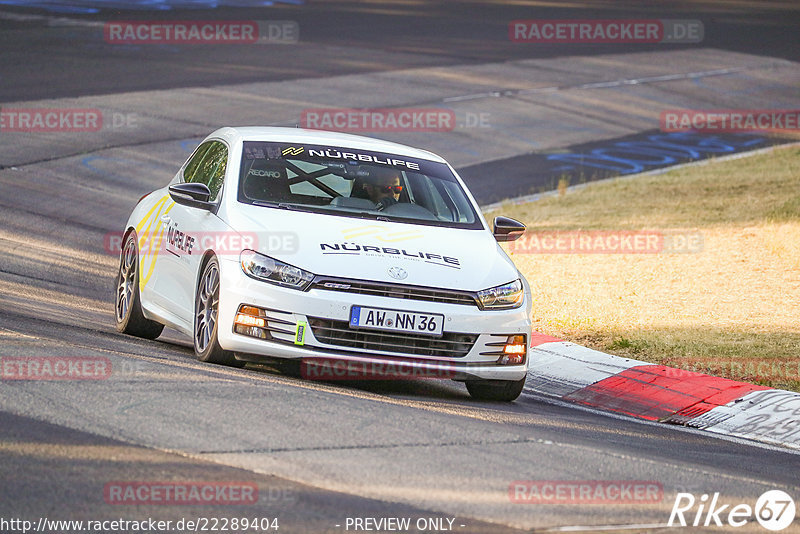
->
[115,232,165,340]
[194,257,244,368]
[466,377,526,402]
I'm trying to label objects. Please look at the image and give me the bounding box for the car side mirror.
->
[493,216,526,242]
[169,183,214,210]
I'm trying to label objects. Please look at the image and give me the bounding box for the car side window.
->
[183,141,228,202]
[183,142,212,183]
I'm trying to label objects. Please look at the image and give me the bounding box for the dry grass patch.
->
[485,146,800,390]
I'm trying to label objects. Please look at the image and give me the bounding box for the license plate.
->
[349,306,444,337]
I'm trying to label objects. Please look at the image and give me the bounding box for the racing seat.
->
[350,178,371,200]
[242,161,291,203]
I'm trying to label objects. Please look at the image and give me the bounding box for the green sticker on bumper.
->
[295,321,307,345]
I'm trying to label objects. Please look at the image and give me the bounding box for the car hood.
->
[225,204,520,292]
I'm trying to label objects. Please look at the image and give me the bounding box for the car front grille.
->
[310,277,477,307]
[308,317,478,358]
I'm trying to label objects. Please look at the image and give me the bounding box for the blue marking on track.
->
[546,132,768,176]
[81,155,171,181]
[180,139,201,152]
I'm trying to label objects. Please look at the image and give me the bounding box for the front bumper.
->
[216,257,530,381]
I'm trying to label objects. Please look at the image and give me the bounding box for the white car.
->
[115,127,531,401]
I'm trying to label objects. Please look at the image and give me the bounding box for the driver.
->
[362,168,403,211]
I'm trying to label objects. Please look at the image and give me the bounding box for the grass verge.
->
[485,145,800,391]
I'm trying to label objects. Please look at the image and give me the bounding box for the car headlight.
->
[477,279,524,310]
[240,249,314,290]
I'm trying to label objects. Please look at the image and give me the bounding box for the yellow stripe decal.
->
[135,195,175,290]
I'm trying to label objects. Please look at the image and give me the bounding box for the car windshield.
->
[237,141,482,229]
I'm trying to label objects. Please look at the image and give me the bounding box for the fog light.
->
[497,335,526,365]
[234,305,270,339]
[498,354,525,365]
[235,313,266,328]
[241,326,264,338]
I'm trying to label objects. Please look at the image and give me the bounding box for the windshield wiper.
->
[348,211,392,222]
[251,201,314,213]
[252,202,394,223]
[251,200,282,208]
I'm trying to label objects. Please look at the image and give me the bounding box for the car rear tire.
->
[115,232,165,340]
[194,257,244,368]
[466,377,526,402]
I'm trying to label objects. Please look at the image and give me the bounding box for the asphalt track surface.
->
[1,1,800,532]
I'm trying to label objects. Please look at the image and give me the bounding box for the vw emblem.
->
[388,266,408,280]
